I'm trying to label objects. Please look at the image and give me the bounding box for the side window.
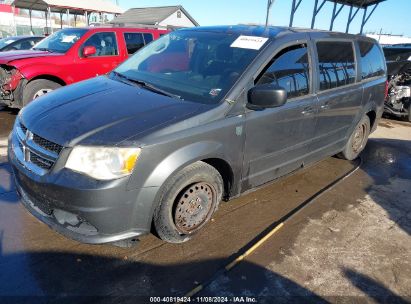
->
[19,39,35,49]
[143,33,153,44]
[27,39,37,48]
[124,33,145,55]
[4,42,20,51]
[358,41,385,80]
[256,44,310,99]
[81,32,118,57]
[316,41,356,91]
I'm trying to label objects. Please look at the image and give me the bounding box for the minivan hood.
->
[0,50,61,64]
[20,76,210,147]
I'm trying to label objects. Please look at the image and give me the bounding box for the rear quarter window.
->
[124,33,154,55]
[358,41,385,80]
[316,41,356,91]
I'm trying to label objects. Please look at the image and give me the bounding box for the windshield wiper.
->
[113,71,182,100]
[32,47,54,53]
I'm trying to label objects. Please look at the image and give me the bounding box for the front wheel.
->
[154,161,223,243]
[23,79,61,106]
[339,115,370,160]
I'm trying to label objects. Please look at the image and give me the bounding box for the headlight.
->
[2,69,23,91]
[65,146,141,180]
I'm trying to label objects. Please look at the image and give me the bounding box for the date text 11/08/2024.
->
[149,296,258,303]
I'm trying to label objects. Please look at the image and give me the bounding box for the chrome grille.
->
[33,134,63,154]
[30,153,54,170]
[19,122,63,154]
[14,121,64,175]
[20,122,27,133]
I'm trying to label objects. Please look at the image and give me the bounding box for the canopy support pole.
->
[329,2,344,31]
[265,0,275,27]
[45,8,48,35]
[345,5,360,33]
[48,6,52,34]
[67,9,70,27]
[12,5,17,35]
[289,0,303,27]
[311,0,326,29]
[29,9,33,33]
[360,3,379,34]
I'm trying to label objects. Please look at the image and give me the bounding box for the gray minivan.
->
[8,26,387,244]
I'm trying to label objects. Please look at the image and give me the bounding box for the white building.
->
[111,6,199,29]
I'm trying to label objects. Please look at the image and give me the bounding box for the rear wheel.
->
[339,115,370,160]
[154,161,223,243]
[23,79,61,106]
[408,105,411,122]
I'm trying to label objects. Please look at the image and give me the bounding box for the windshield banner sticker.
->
[230,36,269,50]
[61,35,77,43]
[209,88,222,97]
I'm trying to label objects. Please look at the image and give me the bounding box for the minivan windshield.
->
[33,28,87,53]
[113,30,266,104]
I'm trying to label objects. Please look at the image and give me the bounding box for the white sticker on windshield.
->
[209,88,222,97]
[230,35,268,50]
[61,35,77,43]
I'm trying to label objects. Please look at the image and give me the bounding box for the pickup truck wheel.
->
[339,115,370,160]
[154,161,223,243]
[23,79,61,106]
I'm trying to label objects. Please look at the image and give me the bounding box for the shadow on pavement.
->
[0,106,18,138]
[0,163,18,204]
[343,268,409,304]
[362,138,411,236]
[0,239,326,303]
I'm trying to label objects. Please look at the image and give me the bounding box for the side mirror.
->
[83,46,96,57]
[247,84,287,110]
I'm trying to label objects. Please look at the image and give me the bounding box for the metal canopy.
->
[286,0,386,34]
[11,0,124,14]
[331,0,385,8]
[10,0,124,34]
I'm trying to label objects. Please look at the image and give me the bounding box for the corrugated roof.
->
[11,0,124,14]
[111,5,199,26]
[329,0,386,8]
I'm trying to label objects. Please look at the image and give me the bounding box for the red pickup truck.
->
[0,27,167,109]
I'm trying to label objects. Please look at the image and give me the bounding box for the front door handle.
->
[320,102,330,110]
[301,106,315,115]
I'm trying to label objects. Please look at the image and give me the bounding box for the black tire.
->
[23,79,61,106]
[154,161,223,243]
[408,106,411,122]
[339,115,370,160]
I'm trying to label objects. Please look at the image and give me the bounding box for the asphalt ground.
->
[0,104,410,303]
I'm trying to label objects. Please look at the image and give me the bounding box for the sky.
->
[117,0,410,37]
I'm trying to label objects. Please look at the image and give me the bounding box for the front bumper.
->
[8,134,159,244]
[0,78,27,108]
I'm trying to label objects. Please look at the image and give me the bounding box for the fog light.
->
[53,209,80,226]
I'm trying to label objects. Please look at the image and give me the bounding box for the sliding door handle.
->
[301,107,315,115]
